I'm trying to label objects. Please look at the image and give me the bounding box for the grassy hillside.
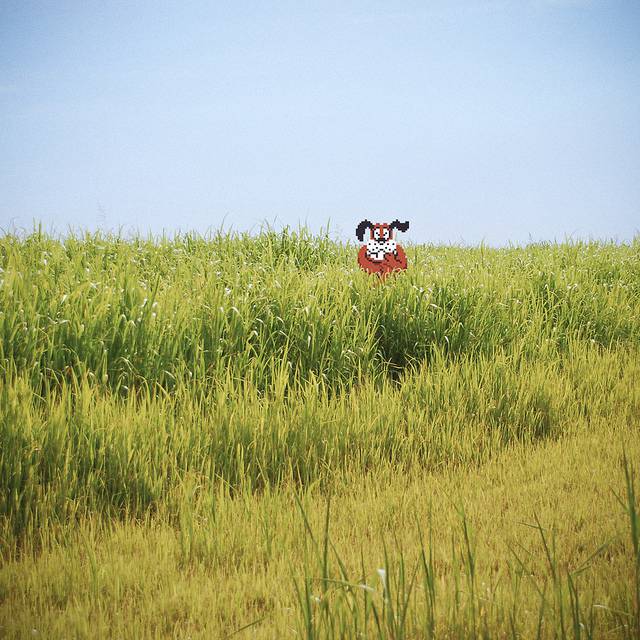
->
[1,229,639,638]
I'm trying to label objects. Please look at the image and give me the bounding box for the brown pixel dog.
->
[356,219,410,278]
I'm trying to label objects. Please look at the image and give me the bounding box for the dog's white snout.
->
[366,239,397,262]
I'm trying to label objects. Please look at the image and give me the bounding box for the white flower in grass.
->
[377,568,386,590]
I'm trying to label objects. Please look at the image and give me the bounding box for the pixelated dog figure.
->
[356,219,410,277]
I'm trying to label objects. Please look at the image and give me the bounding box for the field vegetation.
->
[0,228,639,638]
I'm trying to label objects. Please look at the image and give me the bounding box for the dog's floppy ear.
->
[356,219,374,242]
[389,220,409,233]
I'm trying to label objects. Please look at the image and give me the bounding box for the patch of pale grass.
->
[1,417,637,639]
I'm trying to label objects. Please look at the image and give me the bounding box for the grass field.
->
[1,228,639,638]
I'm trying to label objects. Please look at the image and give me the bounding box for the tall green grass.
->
[1,229,639,550]
[2,229,638,394]
[0,220,638,638]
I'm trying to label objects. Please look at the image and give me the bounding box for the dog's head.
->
[356,219,409,242]
[356,220,409,262]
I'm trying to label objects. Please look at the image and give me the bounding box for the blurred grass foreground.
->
[1,228,639,638]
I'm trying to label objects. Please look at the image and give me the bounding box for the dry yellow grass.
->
[1,411,638,638]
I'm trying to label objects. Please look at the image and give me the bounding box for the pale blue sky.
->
[1,1,639,245]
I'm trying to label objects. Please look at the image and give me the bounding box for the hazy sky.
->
[1,0,639,245]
